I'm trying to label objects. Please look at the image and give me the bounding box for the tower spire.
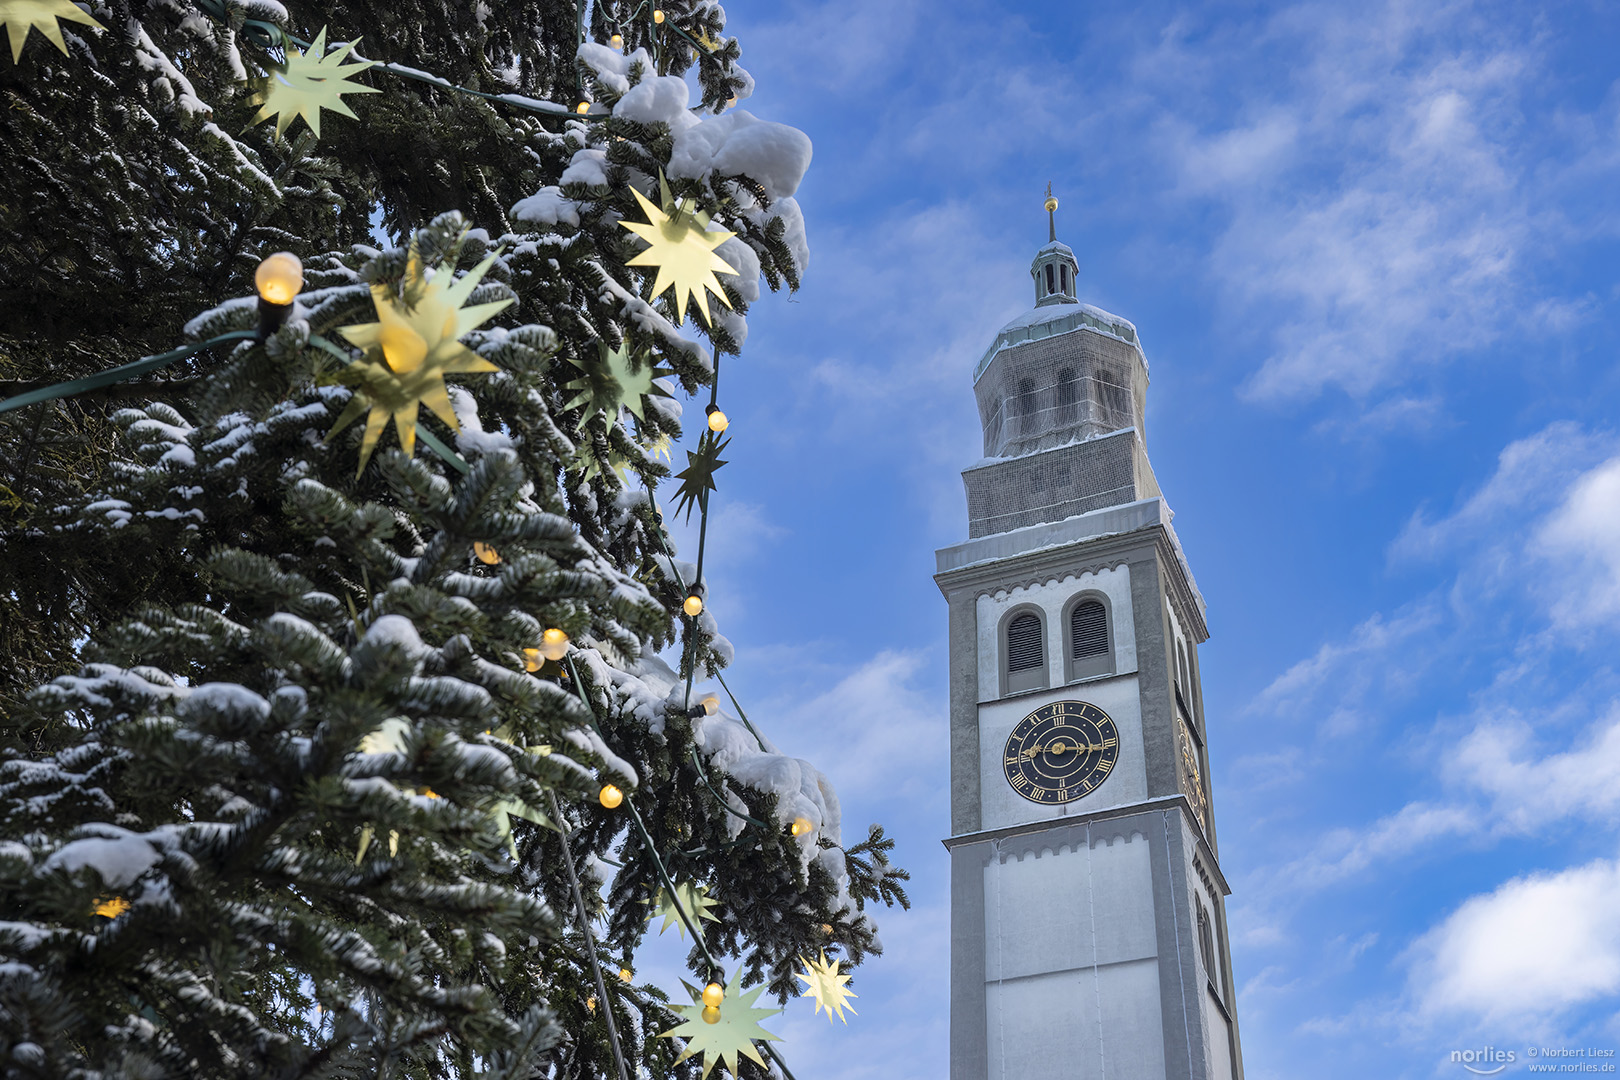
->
[1044,182,1058,242]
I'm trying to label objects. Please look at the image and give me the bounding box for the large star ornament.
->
[620,183,737,326]
[796,951,857,1024]
[249,27,379,139]
[1,0,102,64]
[659,969,781,1079]
[330,247,511,474]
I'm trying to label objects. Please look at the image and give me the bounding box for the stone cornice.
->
[935,520,1209,643]
[941,793,1230,896]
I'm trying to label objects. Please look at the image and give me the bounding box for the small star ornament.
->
[563,340,672,427]
[249,27,379,139]
[1,0,102,64]
[329,244,511,474]
[670,431,728,523]
[659,969,781,1079]
[796,951,857,1023]
[650,881,720,939]
[620,176,737,326]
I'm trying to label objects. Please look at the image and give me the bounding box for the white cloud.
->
[1391,422,1612,561]
[1413,856,1620,1022]
[765,649,942,807]
[1249,601,1443,734]
[1452,708,1620,833]
[1533,456,1620,628]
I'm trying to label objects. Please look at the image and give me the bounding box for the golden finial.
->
[1044,182,1059,241]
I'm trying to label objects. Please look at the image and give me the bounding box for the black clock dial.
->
[1002,700,1120,805]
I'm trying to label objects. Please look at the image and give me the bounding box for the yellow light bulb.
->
[599,783,624,809]
[610,33,623,48]
[619,967,634,983]
[726,96,737,108]
[790,816,813,837]
[701,695,720,716]
[653,9,665,23]
[474,541,501,565]
[683,594,704,617]
[255,251,304,305]
[523,648,541,673]
[576,101,590,114]
[706,408,728,432]
[93,896,130,919]
[540,628,570,661]
[702,982,725,1008]
[586,995,597,1013]
[701,1004,721,1024]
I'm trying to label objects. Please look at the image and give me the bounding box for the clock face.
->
[1002,700,1120,805]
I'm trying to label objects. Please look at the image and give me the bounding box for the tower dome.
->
[960,192,1158,538]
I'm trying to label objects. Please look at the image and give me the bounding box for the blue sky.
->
[646,2,1620,1078]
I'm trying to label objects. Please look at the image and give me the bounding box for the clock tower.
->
[934,199,1244,1080]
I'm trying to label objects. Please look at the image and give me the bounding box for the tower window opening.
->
[1066,596,1114,681]
[1007,613,1043,672]
[1045,264,1055,295]
[1060,264,1068,294]
[1071,601,1108,659]
[1056,368,1078,425]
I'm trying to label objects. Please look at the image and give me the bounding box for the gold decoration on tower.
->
[1,0,102,64]
[796,950,857,1023]
[329,245,511,474]
[620,177,737,326]
[248,28,379,139]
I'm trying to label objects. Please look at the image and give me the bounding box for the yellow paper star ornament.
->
[1,0,102,64]
[330,246,511,474]
[650,881,720,938]
[620,182,737,326]
[659,969,781,1079]
[563,340,673,426]
[249,28,380,139]
[796,951,857,1023]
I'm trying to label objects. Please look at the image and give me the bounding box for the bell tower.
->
[934,194,1244,1080]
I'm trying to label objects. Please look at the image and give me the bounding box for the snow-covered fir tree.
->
[0,3,907,1076]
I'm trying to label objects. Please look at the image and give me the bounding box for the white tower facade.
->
[934,208,1243,1080]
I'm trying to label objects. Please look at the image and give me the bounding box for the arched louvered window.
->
[1067,596,1114,681]
[1055,368,1078,425]
[1004,610,1047,693]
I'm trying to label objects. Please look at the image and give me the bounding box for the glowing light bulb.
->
[599,783,624,809]
[255,252,304,305]
[422,787,440,799]
[586,995,597,1013]
[790,816,813,837]
[726,96,737,108]
[653,9,665,23]
[610,33,623,48]
[701,695,720,716]
[474,541,501,565]
[523,648,541,673]
[701,1005,721,1024]
[619,967,634,983]
[540,628,570,661]
[705,404,728,432]
[702,982,725,1008]
[576,101,590,114]
[683,592,704,617]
